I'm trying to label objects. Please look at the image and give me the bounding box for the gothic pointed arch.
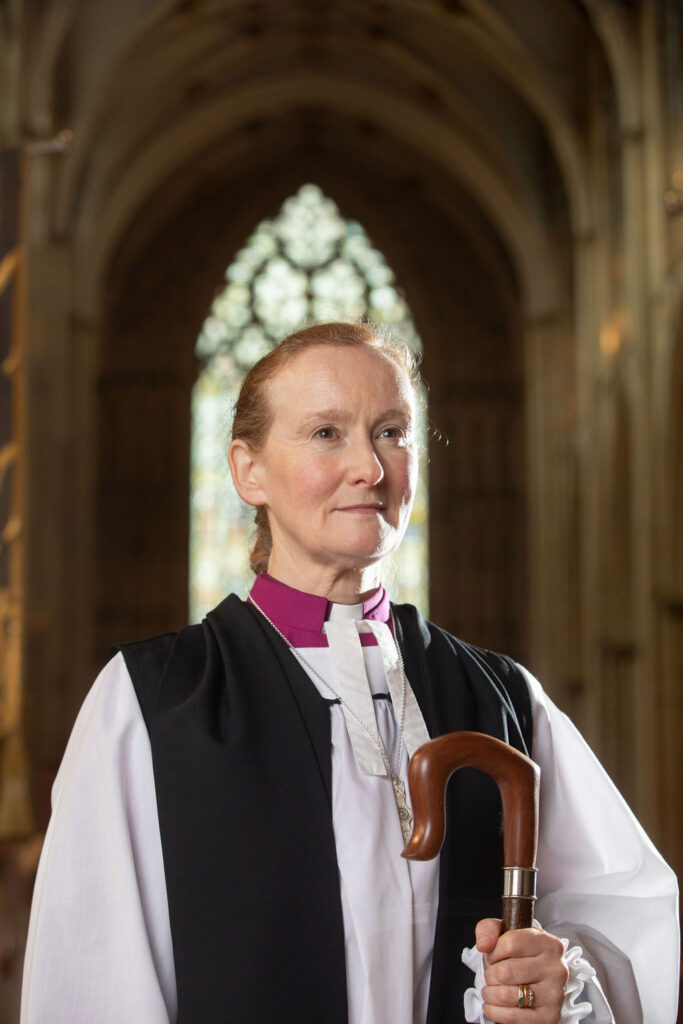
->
[190,183,429,620]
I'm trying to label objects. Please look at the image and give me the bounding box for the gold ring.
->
[517,983,534,1008]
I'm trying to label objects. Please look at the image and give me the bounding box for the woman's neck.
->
[264,558,382,605]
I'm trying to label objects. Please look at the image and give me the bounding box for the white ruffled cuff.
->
[462,936,597,1023]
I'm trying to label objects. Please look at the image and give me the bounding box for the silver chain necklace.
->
[248,595,414,846]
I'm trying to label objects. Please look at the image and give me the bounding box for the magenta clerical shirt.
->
[248,572,391,647]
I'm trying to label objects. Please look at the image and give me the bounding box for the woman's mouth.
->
[336,504,386,514]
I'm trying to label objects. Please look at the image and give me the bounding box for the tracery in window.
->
[190,184,428,621]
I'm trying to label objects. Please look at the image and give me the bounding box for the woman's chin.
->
[327,534,402,569]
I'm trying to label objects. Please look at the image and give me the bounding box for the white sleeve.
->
[21,653,177,1024]
[521,664,680,1024]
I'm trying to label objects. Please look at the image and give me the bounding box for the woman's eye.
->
[379,427,405,440]
[313,427,336,440]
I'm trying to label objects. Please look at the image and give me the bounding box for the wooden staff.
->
[402,731,540,932]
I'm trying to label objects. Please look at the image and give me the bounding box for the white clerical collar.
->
[247,574,430,776]
[322,617,430,777]
[328,601,364,621]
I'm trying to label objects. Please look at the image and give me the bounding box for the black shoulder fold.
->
[476,647,534,755]
[392,603,534,757]
[112,632,178,729]
[456,642,534,756]
[114,596,348,1023]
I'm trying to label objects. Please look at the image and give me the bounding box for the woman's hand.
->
[476,918,569,1023]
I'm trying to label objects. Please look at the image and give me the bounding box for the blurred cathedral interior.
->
[0,0,681,1018]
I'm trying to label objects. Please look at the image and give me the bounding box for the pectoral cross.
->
[391,774,414,846]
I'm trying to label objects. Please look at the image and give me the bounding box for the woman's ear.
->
[228,439,267,507]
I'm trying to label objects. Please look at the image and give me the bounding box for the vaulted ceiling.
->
[24,0,619,321]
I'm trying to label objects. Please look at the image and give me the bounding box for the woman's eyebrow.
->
[376,407,412,423]
[294,406,413,437]
[296,409,352,431]
[297,406,412,427]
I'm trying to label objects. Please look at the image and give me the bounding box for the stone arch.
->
[47,0,601,326]
[93,141,528,663]
[54,0,596,244]
[23,0,592,770]
[22,0,77,136]
[188,183,429,619]
[583,0,643,134]
[62,74,562,322]
[43,0,605,691]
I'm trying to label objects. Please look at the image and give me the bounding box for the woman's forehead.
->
[267,344,414,409]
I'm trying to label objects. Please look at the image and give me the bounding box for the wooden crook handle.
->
[401,731,540,931]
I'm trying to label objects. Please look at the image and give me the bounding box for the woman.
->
[22,322,678,1023]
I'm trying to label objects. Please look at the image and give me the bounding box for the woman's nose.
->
[346,439,385,486]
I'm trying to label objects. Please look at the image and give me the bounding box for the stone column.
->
[523,312,581,718]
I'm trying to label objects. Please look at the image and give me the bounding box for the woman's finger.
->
[480,1006,558,1024]
[481,982,563,1024]
[475,917,503,954]
[481,982,539,1007]
[484,955,540,987]
[481,974,565,1024]
[484,925,564,964]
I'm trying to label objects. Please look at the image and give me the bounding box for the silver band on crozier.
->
[503,866,537,899]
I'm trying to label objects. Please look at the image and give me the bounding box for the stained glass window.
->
[189,184,428,621]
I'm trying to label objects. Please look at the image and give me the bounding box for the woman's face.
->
[232,344,418,590]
